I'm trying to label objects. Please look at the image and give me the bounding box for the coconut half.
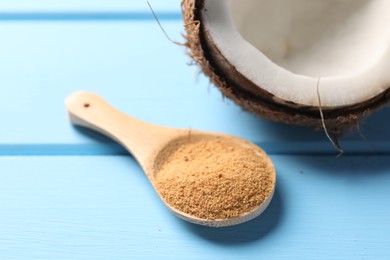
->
[182,0,390,131]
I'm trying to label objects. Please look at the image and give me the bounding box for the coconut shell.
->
[181,0,390,133]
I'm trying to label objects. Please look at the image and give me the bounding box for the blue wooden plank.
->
[0,0,180,13]
[0,155,389,259]
[0,21,389,155]
[0,12,182,21]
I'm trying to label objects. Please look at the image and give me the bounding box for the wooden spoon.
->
[65,91,276,227]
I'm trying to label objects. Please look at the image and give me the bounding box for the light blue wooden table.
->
[1,1,389,259]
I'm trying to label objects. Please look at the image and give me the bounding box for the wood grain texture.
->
[0,156,389,259]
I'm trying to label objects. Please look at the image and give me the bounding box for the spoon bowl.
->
[65,91,276,227]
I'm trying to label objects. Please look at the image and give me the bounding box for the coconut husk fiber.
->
[181,0,390,134]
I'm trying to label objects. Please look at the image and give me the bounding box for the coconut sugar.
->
[154,137,275,220]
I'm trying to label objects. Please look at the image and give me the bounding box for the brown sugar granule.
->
[154,137,275,220]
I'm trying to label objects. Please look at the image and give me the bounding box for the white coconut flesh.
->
[202,0,390,108]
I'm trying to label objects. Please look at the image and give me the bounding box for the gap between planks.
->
[0,12,182,21]
[0,143,389,156]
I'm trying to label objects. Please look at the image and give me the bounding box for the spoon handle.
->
[65,91,174,167]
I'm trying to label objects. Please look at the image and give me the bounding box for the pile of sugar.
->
[154,138,275,220]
